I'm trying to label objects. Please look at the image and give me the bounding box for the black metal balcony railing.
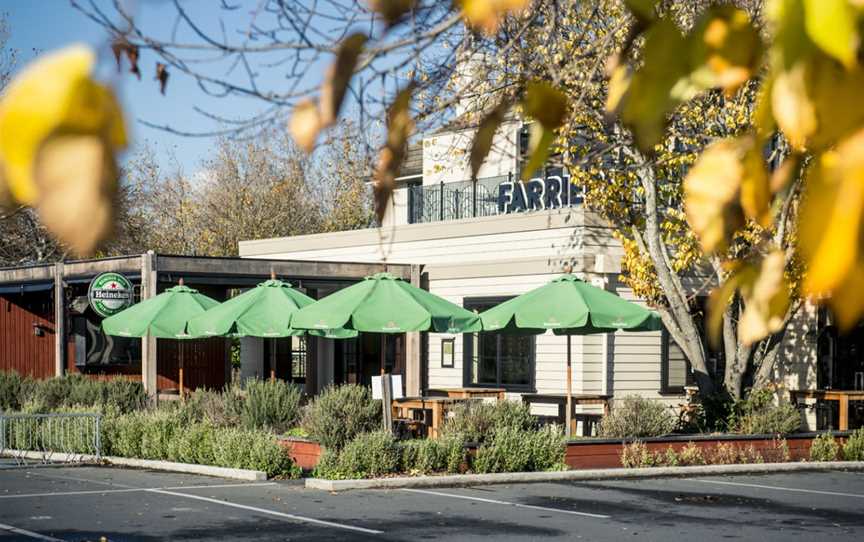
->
[407,175,511,224]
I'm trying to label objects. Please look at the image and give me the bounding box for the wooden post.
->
[839,395,849,431]
[178,342,185,399]
[381,373,393,434]
[53,262,65,377]
[141,253,158,399]
[566,334,573,439]
[270,338,276,381]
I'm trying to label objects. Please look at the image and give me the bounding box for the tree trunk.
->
[636,163,714,396]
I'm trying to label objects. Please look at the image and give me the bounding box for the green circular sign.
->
[88,272,134,318]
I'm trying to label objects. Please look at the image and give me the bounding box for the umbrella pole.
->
[380,335,386,376]
[270,338,276,381]
[179,342,185,400]
[566,334,572,439]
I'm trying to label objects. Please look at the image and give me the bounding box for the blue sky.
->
[5,0,302,174]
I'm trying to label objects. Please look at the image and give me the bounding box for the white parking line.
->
[0,521,63,541]
[0,482,278,500]
[693,479,864,498]
[148,489,383,535]
[401,488,611,519]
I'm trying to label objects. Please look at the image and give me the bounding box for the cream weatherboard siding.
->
[239,208,683,414]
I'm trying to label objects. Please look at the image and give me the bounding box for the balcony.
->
[406,175,510,224]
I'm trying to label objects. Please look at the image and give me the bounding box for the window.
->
[290,336,307,383]
[463,297,535,391]
[441,338,455,368]
[660,327,692,394]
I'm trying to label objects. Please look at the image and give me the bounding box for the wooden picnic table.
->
[521,393,612,436]
[790,389,864,431]
[427,387,507,401]
[392,396,472,439]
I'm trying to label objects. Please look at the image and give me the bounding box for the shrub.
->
[301,384,380,450]
[315,431,400,479]
[620,441,655,468]
[810,432,840,461]
[731,388,801,435]
[678,442,705,466]
[401,439,444,475]
[241,379,302,433]
[709,442,740,465]
[0,371,25,411]
[739,444,764,464]
[599,396,675,439]
[103,380,147,413]
[473,425,566,473]
[139,410,183,460]
[842,428,864,461]
[764,438,792,463]
[441,400,536,445]
[0,372,146,414]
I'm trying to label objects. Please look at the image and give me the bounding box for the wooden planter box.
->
[280,432,852,473]
[565,432,851,469]
[279,437,322,471]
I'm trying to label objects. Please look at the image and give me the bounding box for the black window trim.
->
[441,337,455,368]
[659,326,694,395]
[462,295,536,392]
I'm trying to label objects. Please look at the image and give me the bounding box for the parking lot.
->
[0,465,862,541]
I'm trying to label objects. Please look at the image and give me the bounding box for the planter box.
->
[279,437,322,470]
[565,432,851,469]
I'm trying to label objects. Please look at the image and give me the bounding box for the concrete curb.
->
[2,450,266,481]
[305,461,864,491]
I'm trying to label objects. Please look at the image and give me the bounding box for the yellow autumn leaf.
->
[807,58,864,150]
[823,262,864,330]
[368,0,416,26]
[458,0,531,35]
[619,19,689,152]
[707,263,750,348]
[0,44,127,205]
[605,63,631,114]
[470,98,510,180]
[688,6,763,94]
[683,138,749,253]
[799,127,864,298]
[738,250,791,345]
[802,0,859,69]
[289,99,322,153]
[623,0,657,23]
[771,61,816,151]
[521,81,568,129]
[374,84,415,221]
[35,135,116,256]
[319,33,367,126]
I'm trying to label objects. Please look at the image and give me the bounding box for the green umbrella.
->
[479,274,661,437]
[102,281,219,395]
[186,278,356,380]
[291,272,481,375]
[291,272,482,335]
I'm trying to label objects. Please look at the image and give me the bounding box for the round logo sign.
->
[88,272,134,318]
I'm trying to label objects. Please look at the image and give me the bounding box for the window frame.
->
[462,296,536,392]
[440,337,455,368]
[659,326,694,394]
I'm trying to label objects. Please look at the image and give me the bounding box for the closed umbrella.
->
[186,276,356,380]
[479,274,661,437]
[102,280,218,396]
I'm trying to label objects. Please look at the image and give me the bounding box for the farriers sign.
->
[496,176,583,214]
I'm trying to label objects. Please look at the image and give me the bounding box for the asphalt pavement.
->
[0,464,862,541]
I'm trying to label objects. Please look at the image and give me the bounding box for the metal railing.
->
[0,412,101,465]
[407,175,508,224]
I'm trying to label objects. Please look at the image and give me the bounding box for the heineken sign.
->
[88,272,133,318]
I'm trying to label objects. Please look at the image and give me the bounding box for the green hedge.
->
[102,410,299,478]
[0,371,146,414]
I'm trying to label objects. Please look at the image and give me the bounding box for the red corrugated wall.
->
[0,293,55,378]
